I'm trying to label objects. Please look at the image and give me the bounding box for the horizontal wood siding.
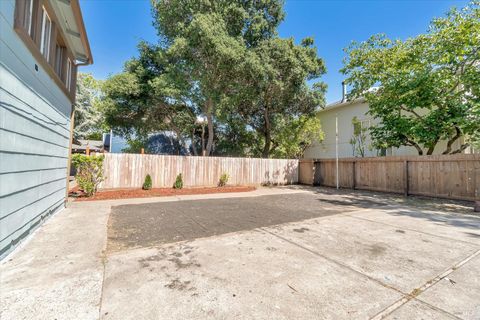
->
[299,154,480,201]
[1,0,72,258]
[102,154,299,189]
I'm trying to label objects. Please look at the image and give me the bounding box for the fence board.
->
[101,154,298,189]
[300,154,480,201]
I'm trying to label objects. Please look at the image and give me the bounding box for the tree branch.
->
[442,126,462,154]
[399,105,422,119]
[404,136,423,155]
[451,143,469,154]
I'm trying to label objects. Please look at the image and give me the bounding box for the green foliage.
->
[142,174,152,190]
[349,117,369,157]
[270,115,324,159]
[74,73,105,140]
[342,1,480,155]
[173,173,183,189]
[101,0,326,159]
[72,154,105,197]
[85,132,103,141]
[122,138,149,154]
[218,173,229,187]
[238,37,327,158]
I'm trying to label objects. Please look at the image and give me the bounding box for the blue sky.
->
[79,0,469,104]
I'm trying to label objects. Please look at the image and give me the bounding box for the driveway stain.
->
[367,244,387,257]
[165,278,194,291]
[293,227,310,233]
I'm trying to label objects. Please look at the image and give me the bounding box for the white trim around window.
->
[24,0,34,36]
[40,6,52,61]
[66,58,72,91]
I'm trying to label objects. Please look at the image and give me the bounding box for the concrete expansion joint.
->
[259,225,479,320]
[370,248,480,320]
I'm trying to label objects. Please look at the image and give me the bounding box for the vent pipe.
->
[341,81,347,103]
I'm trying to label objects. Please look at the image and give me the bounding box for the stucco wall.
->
[0,0,72,258]
[304,100,464,159]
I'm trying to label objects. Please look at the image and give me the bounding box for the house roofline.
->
[318,96,366,113]
[71,0,93,65]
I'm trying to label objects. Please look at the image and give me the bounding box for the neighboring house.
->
[105,132,190,155]
[0,0,92,258]
[71,139,104,154]
[304,85,473,159]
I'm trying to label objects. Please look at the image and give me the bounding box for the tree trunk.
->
[426,139,438,155]
[191,128,198,156]
[205,101,214,156]
[405,137,423,155]
[443,127,462,154]
[262,107,271,158]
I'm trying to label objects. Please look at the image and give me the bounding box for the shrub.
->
[72,154,105,197]
[143,174,152,190]
[218,173,229,187]
[173,173,183,189]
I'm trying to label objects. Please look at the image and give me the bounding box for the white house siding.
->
[0,0,72,258]
[304,100,464,159]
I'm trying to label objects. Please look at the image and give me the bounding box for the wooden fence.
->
[102,153,298,189]
[299,154,480,201]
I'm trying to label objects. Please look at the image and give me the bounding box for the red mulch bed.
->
[71,186,256,201]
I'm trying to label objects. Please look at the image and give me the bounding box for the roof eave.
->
[318,96,366,113]
[70,0,93,65]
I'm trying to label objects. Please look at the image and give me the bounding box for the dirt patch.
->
[72,186,256,201]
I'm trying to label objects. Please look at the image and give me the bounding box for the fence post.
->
[141,148,145,155]
[86,146,90,156]
[403,160,409,196]
[352,161,356,189]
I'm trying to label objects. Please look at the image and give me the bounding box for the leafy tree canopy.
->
[237,37,326,157]
[102,0,326,158]
[342,1,480,155]
[74,73,105,141]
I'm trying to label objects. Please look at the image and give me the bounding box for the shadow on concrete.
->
[107,185,480,253]
[107,192,353,252]
[288,185,480,235]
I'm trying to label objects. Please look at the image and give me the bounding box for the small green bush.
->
[72,154,105,197]
[218,173,229,187]
[143,174,152,190]
[173,173,183,189]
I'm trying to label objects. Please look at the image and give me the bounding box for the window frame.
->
[66,58,72,91]
[39,6,52,62]
[13,0,78,102]
[54,44,64,78]
[24,0,34,36]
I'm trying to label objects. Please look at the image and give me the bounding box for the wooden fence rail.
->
[299,154,480,201]
[102,153,299,189]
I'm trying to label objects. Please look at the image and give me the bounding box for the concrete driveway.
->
[1,187,479,319]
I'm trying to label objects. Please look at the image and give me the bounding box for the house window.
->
[66,58,72,91]
[40,7,52,62]
[22,0,34,36]
[54,45,65,78]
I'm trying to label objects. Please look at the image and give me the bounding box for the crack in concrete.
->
[259,228,405,294]
[370,248,480,320]
[260,227,480,320]
[98,207,112,320]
